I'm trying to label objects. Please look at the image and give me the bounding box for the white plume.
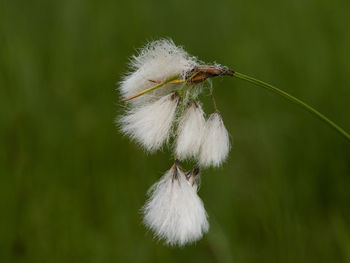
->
[119,39,198,105]
[142,163,209,246]
[175,100,205,160]
[120,93,179,152]
[199,112,231,167]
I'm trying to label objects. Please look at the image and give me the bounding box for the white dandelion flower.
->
[120,92,179,152]
[142,163,209,246]
[199,111,231,167]
[119,39,198,105]
[175,100,205,160]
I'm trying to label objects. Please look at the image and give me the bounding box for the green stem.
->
[233,71,350,141]
[205,80,218,111]
[120,75,180,102]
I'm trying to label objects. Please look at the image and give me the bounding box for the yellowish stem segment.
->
[120,76,184,102]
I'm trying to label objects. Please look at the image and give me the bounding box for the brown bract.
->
[186,66,234,84]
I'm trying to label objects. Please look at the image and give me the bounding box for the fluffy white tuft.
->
[119,39,198,105]
[120,93,179,152]
[175,100,205,160]
[199,112,231,167]
[142,164,209,246]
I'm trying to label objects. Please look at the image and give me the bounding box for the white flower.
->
[199,111,231,167]
[142,163,209,246]
[119,92,179,152]
[119,39,198,105]
[175,100,205,160]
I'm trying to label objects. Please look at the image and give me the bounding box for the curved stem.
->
[120,75,182,102]
[233,71,350,141]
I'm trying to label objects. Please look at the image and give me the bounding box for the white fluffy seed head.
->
[119,92,179,152]
[119,39,198,105]
[199,112,231,167]
[142,163,209,246]
[175,100,206,161]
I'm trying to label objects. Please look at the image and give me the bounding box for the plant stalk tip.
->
[233,71,350,142]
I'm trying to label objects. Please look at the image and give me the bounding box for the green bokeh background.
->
[1,0,350,262]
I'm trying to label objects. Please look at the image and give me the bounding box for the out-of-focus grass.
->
[1,0,350,262]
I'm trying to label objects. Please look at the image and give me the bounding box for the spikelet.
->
[120,92,179,152]
[175,100,206,160]
[142,163,209,246]
[199,111,231,167]
[119,39,198,105]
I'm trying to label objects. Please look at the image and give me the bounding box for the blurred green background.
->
[1,0,350,262]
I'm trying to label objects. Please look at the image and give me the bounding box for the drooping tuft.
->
[199,111,231,167]
[119,92,180,152]
[142,163,209,246]
[175,100,206,161]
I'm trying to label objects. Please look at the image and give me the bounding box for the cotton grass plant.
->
[117,38,350,247]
